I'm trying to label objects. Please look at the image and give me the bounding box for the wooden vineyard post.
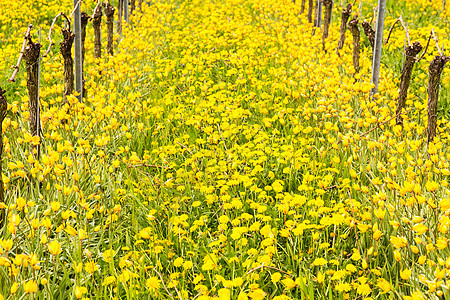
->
[104,2,115,56]
[308,0,314,23]
[37,27,41,147]
[131,0,136,15]
[61,28,75,104]
[0,88,7,227]
[427,55,450,144]
[118,0,123,35]
[124,0,129,23]
[315,0,323,28]
[370,0,386,95]
[321,0,333,47]
[74,0,83,101]
[93,4,103,59]
[81,12,89,99]
[348,16,360,73]
[362,21,375,50]
[301,0,305,14]
[337,3,352,51]
[81,13,89,66]
[396,42,422,125]
[23,33,42,157]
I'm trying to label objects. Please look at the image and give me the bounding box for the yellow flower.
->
[371,177,382,185]
[317,272,325,283]
[232,277,244,287]
[10,282,19,294]
[435,268,446,279]
[412,223,428,235]
[272,180,284,193]
[335,282,351,292]
[436,238,448,249]
[271,272,282,284]
[85,260,99,274]
[40,234,48,244]
[183,260,193,270]
[138,227,152,239]
[400,269,412,280]
[218,288,231,300]
[393,250,402,262]
[361,259,368,269]
[312,257,327,266]
[390,236,407,248]
[247,288,266,300]
[376,278,391,293]
[425,181,439,192]
[0,239,13,252]
[351,250,361,261]
[23,280,38,294]
[74,286,87,299]
[48,240,62,256]
[65,224,77,236]
[373,230,383,240]
[418,256,426,265]
[238,292,249,300]
[146,276,161,291]
[374,208,386,220]
[411,245,420,254]
[173,257,184,267]
[202,253,217,271]
[72,262,82,273]
[16,197,27,211]
[102,276,116,286]
[128,152,141,165]
[102,249,115,263]
[356,282,371,295]
[281,277,296,289]
[51,201,61,212]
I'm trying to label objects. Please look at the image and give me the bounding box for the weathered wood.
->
[314,0,322,27]
[81,12,89,99]
[23,37,41,141]
[348,16,360,73]
[0,88,7,227]
[93,4,103,59]
[362,21,375,50]
[118,0,123,34]
[73,0,83,101]
[9,25,33,82]
[104,2,115,56]
[337,4,352,50]
[427,55,450,143]
[301,0,305,14]
[370,0,387,95]
[308,0,314,23]
[131,0,136,15]
[81,12,89,64]
[321,0,333,47]
[61,28,75,103]
[396,42,422,125]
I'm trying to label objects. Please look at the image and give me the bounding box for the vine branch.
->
[9,24,33,82]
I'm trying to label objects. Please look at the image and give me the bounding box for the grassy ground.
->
[2,0,450,299]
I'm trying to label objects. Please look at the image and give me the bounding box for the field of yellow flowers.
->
[2,0,450,299]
